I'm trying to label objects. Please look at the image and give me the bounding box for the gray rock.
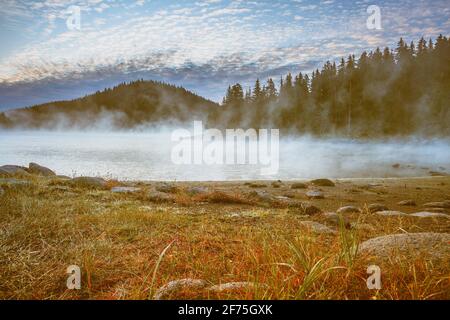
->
[422,202,450,209]
[71,176,107,189]
[249,190,273,202]
[291,183,307,189]
[310,179,335,187]
[153,279,208,300]
[111,186,141,193]
[306,190,325,199]
[337,206,361,214]
[322,212,351,228]
[368,203,389,213]
[299,221,337,235]
[28,162,56,176]
[359,233,450,261]
[0,165,29,176]
[398,200,416,206]
[375,210,407,217]
[409,212,450,219]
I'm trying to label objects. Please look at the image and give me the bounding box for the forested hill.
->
[0,80,220,129]
[1,35,449,136]
[222,35,450,137]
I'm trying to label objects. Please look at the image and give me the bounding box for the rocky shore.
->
[0,162,449,299]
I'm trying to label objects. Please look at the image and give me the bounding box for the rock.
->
[111,186,141,193]
[422,202,450,209]
[28,162,56,176]
[148,191,175,203]
[306,190,325,199]
[156,183,179,194]
[398,200,416,206]
[208,282,261,293]
[299,221,337,235]
[359,233,450,261]
[153,279,208,300]
[336,206,361,214]
[291,183,307,189]
[368,203,389,213]
[310,179,335,187]
[392,163,400,169]
[375,210,407,217]
[0,165,29,176]
[409,212,450,219]
[249,190,273,202]
[322,212,351,229]
[71,177,107,189]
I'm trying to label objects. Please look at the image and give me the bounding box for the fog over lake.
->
[1,131,449,181]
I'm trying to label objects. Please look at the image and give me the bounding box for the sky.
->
[0,0,449,110]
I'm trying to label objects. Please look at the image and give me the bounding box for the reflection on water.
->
[0,131,449,181]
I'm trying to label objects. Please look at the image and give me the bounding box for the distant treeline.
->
[219,35,450,137]
[1,35,449,137]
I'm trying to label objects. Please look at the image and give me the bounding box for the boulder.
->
[306,190,325,199]
[337,206,361,214]
[398,199,416,206]
[368,203,389,213]
[310,179,335,187]
[111,187,141,193]
[291,183,307,189]
[359,233,450,261]
[409,212,450,219]
[153,279,208,300]
[28,162,56,176]
[322,212,351,229]
[71,177,107,189]
[422,202,450,209]
[375,210,407,217]
[0,165,29,176]
[299,221,337,235]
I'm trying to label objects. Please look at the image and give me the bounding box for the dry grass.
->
[0,176,449,300]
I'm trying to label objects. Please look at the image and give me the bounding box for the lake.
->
[0,131,449,181]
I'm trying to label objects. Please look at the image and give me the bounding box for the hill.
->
[0,80,220,130]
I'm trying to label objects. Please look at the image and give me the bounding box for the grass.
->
[0,176,449,300]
